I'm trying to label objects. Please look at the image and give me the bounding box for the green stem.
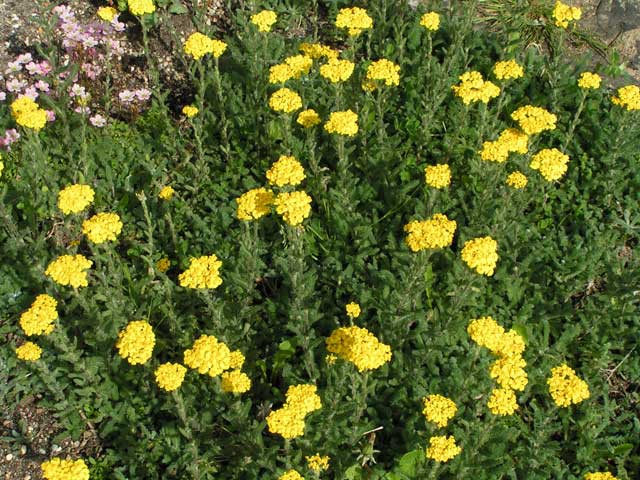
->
[213,58,231,161]
[172,390,202,480]
[561,90,587,153]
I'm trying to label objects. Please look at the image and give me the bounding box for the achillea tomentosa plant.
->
[1,1,638,479]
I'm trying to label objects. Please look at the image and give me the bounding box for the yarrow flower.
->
[184,334,231,377]
[45,255,93,288]
[493,60,524,80]
[451,71,500,104]
[158,186,175,200]
[297,109,321,128]
[578,72,601,90]
[425,435,461,463]
[221,370,252,393]
[182,105,199,117]
[299,42,339,60]
[404,214,457,252]
[97,6,117,22]
[128,0,156,16]
[510,105,557,135]
[58,184,95,214]
[530,148,569,182]
[178,255,223,289]
[82,212,123,244]
[611,85,640,111]
[156,257,171,272]
[269,88,303,113]
[154,362,186,391]
[324,110,358,136]
[553,1,581,28]
[487,387,519,415]
[422,394,457,428]
[266,155,306,187]
[236,188,274,220]
[20,294,58,336]
[251,10,277,32]
[335,7,373,36]
[274,191,312,226]
[506,171,528,189]
[228,350,246,370]
[461,236,499,276]
[183,32,227,60]
[365,59,400,87]
[584,473,618,480]
[269,56,313,84]
[16,341,42,361]
[267,384,322,439]
[306,453,330,472]
[480,128,529,163]
[326,326,392,371]
[116,320,155,365]
[346,302,361,319]
[10,96,48,130]
[278,470,304,480]
[424,164,451,189]
[320,58,355,83]
[420,12,440,31]
[41,458,90,480]
[547,364,590,407]
[490,356,528,391]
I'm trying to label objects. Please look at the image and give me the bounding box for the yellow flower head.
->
[16,341,42,361]
[82,212,123,244]
[274,191,312,226]
[58,184,95,214]
[221,370,251,393]
[547,363,590,407]
[335,7,373,36]
[158,186,175,200]
[269,88,303,113]
[461,236,499,276]
[156,257,171,272]
[306,453,330,472]
[326,326,392,372]
[553,1,581,28]
[493,60,524,80]
[422,394,457,428]
[116,320,155,365]
[584,473,618,480]
[266,406,308,439]
[510,105,557,134]
[451,71,500,104]
[251,10,277,32]
[266,155,306,187]
[366,59,400,87]
[480,128,529,163]
[487,387,519,415]
[228,350,245,369]
[182,105,199,117]
[128,0,155,16]
[424,164,451,189]
[404,214,457,252]
[467,316,505,351]
[155,362,187,391]
[178,254,223,289]
[45,254,93,288]
[324,110,358,136]
[210,39,227,58]
[320,58,355,83]
[611,85,640,111]
[41,458,90,480]
[299,42,339,60]
[183,334,231,376]
[236,187,274,221]
[420,12,440,31]
[20,294,58,336]
[530,148,569,182]
[285,384,322,415]
[489,356,528,391]
[11,96,47,130]
[184,32,215,60]
[297,109,321,128]
[345,302,361,319]
[578,72,601,90]
[278,470,304,480]
[97,6,117,22]
[425,435,461,463]
[506,171,528,189]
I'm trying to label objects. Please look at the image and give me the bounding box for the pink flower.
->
[74,106,91,115]
[35,81,50,92]
[5,61,22,74]
[46,110,56,122]
[69,84,87,98]
[90,114,107,127]
[0,92,6,101]
[118,90,136,104]
[6,78,27,92]
[16,53,33,64]
[23,86,39,100]
[135,89,151,102]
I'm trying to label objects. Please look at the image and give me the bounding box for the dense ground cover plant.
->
[1,0,639,478]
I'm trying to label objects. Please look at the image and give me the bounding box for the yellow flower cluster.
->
[320,58,355,83]
[461,236,498,275]
[584,473,618,480]
[269,55,314,84]
[184,32,227,60]
[553,1,581,28]
[578,72,601,90]
[269,88,303,113]
[154,362,187,391]
[345,302,361,319]
[493,60,524,80]
[128,0,156,16]
[82,212,123,244]
[16,341,43,361]
[178,254,223,289]
[41,458,90,480]
[299,43,339,60]
[510,105,557,135]
[425,435,461,463]
[297,109,321,128]
[404,214,457,252]
[267,384,322,439]
[420,12,440,31]
[229,350,245,369]
[20,294,58,336]
[451,71,500,105]
[58,184,95,214]
[182,105,198,117]
[236,187,274,220]
[487,387,518,415]
[274,191,313,226]
[611,85,640,111]
[366,59,400,87]
[335,7,373,36]
[424,164,451,189]
[306,453,330,472]
[158,186,175,200]
[251,10,277,32]
[156,257,170,272]
[326,326,392,371]
[480,128,529,163]
[279,470,304,480]
[97,6,117,22]
[183,334,232,376]
[115,320,155,365]
[266,155,306,187]
[547,364,590,407]
[11,96,48,131]
[506,171,528,189]
[530,148,569,182]
[221,370,252,393]
[45,254,93,288]
[324,110,358,136]
[422,394,457,428]
[490,356,528,391]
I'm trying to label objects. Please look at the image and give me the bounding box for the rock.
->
[596,0,640,33]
